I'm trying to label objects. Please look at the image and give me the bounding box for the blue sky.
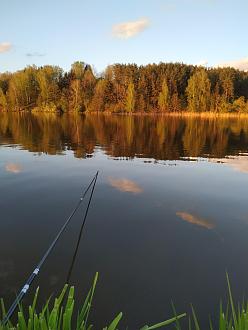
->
[0,0,247,73]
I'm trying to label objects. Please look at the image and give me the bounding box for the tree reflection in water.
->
[1,112,248,161]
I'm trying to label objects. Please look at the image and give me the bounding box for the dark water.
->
[1,112,248,328]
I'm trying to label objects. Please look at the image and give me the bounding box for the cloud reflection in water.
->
[5,163,22,173]
[108,177,143,194]
[220,156,248,174]
[176,211,215,229]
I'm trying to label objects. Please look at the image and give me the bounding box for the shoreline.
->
[86,111,248,118]
[2,110,248,118]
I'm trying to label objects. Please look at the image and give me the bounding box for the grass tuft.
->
[0,273,185,329]
[1,273,247,329]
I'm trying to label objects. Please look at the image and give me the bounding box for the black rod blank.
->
[1,171,99,325]
[66,171,99,283]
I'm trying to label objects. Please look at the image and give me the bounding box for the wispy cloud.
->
[176,211,215,229]
[160,2,176,12]
[196,60,208,67]
[195,57,248,72]
[112,18,150,39]
[26,52,46,57]
[5,163,22,174]
[108,177,143,193]
[216,57,248,72]
[0,42,12,53]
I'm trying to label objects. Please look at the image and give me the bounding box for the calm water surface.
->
[1,113,248,328]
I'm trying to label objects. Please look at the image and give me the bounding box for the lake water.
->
[1,112,248,328]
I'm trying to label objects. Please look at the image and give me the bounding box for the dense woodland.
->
[0,62,248,113]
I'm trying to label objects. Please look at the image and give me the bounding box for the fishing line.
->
[66,170,99,283]
[1,171,99,326]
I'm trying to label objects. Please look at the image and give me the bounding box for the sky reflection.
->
[108,177,143,194]
[5,163,22,174]
[1,113,248,329]
[214,156,248,174]
[176,211,215,229]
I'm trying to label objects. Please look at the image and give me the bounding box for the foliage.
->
[0,273,185,330]
[125,82,135,113]
[0,88,7,111]
[158,79,169,112]
[0,62,248,113]
[176,274,248,330]
[1,273,248,329]
[186,69,211,112]
[232,96,248,113]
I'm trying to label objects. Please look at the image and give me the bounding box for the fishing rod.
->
[1,171,99,326]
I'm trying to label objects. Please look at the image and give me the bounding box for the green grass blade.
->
[191,305,200,330]
[171,301,182,330]
[17,310,27,330]
[226,272,237,327]
[83,272,98,328]
[140,313,186,330]
[107,312,123,330]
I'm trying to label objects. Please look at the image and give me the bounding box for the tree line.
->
[0,61,248,113]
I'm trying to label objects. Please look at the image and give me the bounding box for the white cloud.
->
[196,60,208,67]
[0,42,12,53]
[112,18,150,39]
[26,52,45,57]
[216,57,248,72]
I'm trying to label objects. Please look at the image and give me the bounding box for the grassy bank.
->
[0,274,247,329]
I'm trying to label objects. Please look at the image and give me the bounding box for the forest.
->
[0,61,248,113]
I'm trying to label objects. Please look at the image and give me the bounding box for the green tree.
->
[71,61,85,79]
[88,79,106,112]
[69,79,84,112]
[210,82,222,112]
[7,70,37,110]
[69,62,92,112]
[1,61,248,114]
[69,62,84,112]
[36,66,62,110]
[186,69,211,112]
[170,92,181,112]
[158,79,169,112]
[220,69,234,102]
[125,82,135,113]
[82,65,96,111]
